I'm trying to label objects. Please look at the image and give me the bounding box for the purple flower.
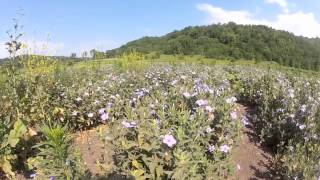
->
[196,99,208,107]
[205,106,214,113]
[171,80,178,85]
[230,111,237,120]
[162,134,177,148]
[98,108,105,114]
[150,109,156,115]
[241,116,249,126]
[135,91,144,98]
[107,103,113,108]
[205,127,213,133]
[208,145,215,153]
[101,113,109,121]
[49,176,55,180]
[226,97,237,104]
[155,118,161,127]
[288,89,295,98]
[220,144,231,153]
[300,105,307,113]
[121,121,137,128]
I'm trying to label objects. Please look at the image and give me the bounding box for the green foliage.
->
[113,50,147,72]
[108,66,240,179]
[0,42,319,180]
[107,23,320,71]
[28,124,85,179]
[0,119,27,177]
[237,67,320,179]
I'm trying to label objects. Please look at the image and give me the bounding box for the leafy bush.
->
[108,66,241,179]
[28,124,86,179]
[237,67,320,179]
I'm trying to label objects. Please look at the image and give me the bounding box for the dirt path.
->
[75,104,281,180]
[231,104,281,180]
[74,125,115,178]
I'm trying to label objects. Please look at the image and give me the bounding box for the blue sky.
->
[0,0,320,58]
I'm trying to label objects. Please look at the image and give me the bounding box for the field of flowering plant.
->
[234,66,320,179]
[0,60,319,179]
[107,66,241,179]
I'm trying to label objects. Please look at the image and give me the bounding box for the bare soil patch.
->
[231,104,282,180]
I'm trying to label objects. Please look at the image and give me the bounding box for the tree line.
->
[105,22,320,71]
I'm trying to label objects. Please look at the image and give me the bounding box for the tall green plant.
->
[0,13,28,178]
[28,124,85,179]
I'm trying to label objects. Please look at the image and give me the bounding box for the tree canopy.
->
[106,22,320,70]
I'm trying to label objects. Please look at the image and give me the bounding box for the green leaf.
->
[8,119,27,147]
[0,156,15,177]
[131,169,145,179]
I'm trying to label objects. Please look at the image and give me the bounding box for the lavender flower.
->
[135,91,144,98]
[300,105,307,113]
[205,106,214,113]
[107,102,113,108]
[171,80,178,85]
[162,134,177,148]
[121,121,137,128]
[220,144,231,153]
[230,111,237,120]
[196,99,208,107]
[208,145,215,153]
[205,127,213,133]
[241,116,249,126]
[98,108,105,114]
[101,113,109,121]
[288,89,295,98]
[226,97,237,104]
[276,108,285,113]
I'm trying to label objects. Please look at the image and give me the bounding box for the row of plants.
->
[1,53,319,179]
[231,66,320,179]
[1,60,244,179]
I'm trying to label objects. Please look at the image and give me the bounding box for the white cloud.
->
[265,0,289,13]
[197,3,320,38]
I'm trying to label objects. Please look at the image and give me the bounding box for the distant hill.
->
[106,22,320,70]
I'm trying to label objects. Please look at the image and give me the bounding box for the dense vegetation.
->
[105,22,320,71]
[1,19,320,179]
[1,54,319,179]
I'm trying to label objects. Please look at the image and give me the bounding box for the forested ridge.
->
[106,22,320,70]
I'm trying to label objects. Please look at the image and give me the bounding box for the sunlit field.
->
[1,1,320,179]
[1,53,319,179]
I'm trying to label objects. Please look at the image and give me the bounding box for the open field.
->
[0,56,319,179]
